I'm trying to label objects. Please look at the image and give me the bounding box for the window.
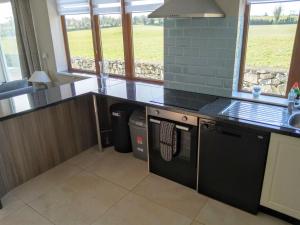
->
[239,0,300,97]
[58,0,164,82]
[64,14,96,72]
[0,1,22,82]
[99,14,125,75]
[132,12,164,80]
[94,0,125,75]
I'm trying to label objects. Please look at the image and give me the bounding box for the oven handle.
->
[149,118,190,131]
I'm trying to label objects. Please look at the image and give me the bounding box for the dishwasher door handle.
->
[149,118,190,131]
[217,127,242,138]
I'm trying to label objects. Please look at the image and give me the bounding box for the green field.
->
[0,24,297,68]
[68,25,164,64]
[246,24,297,69]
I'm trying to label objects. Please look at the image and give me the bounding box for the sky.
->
[251,1,300,16]
[0,2,12,24]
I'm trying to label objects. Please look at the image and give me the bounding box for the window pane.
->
[99,14,125,75]
[241,2,300,96]
[0,2,22,82]
[132,13,164,80]
[65,14,95,72]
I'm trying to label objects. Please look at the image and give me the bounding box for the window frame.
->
[61,15,100,75]
[238,2,300,98]
[61,0,164,84]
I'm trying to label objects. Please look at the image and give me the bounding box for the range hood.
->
[148,0,225,18]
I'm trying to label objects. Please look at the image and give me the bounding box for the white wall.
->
[29,0,68,81]
[47,0,68,73]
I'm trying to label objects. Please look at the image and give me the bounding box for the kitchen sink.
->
[288,113,300,129]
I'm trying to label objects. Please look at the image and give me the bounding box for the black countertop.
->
[199,98,300,137]
[0,76,299,137]
[0,77,120,121]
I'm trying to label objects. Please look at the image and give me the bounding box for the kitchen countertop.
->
[0,77,121,121]
[200,98,300,137]
[0,76,299,137]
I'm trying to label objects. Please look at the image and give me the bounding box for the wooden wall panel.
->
[0,95,97,197]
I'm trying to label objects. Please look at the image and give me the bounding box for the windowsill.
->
[57,71,96,78]
[232,91,288,107]
[57,70,164,84]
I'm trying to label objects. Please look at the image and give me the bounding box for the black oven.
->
[147,107,199,189]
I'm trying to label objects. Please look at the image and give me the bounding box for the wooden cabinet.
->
[261,133,300,219]
[0,95,97,198]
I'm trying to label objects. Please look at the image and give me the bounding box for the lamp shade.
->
[29,71,51,83]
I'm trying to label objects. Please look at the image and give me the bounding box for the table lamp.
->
[29,71,51,89]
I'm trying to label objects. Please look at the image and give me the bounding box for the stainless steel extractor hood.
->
[148,0,225,18]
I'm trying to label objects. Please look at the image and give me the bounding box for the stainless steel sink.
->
[289,113,300,129]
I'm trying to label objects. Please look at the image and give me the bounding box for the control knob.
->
[182,116,188,122]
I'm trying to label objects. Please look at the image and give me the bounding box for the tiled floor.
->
[0,146,291,225]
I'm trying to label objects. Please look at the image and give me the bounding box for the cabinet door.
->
[261,133,300,219]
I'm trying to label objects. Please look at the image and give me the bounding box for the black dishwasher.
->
[198,119,270,214]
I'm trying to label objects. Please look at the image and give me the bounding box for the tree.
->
[273,6,282,24]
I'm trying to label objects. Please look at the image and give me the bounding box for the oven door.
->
[148,116,198,189]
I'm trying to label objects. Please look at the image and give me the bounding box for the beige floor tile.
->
[66,146,105,170]
[92,193,192,225]
[190,221,204,225]
[0,192,25,221]
[254,213,292,225]
[86,148,149,190]
[29,171,128,225]
[133,174,208,219]
[10,163,82,203]
[0,206,53,225]
[196,199,291,225]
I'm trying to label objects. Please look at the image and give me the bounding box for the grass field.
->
[68,25,164,64]
[246,24,297,69]
[0,24,297,68]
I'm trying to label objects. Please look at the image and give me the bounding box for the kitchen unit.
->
[0,95,97,205]
[0,77,299,224]
[261,133,300,219]
[198,119,270,214]
[147,107,199,189]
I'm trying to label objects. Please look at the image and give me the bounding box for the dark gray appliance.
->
[198,119,270,214]
[147,107,199,189]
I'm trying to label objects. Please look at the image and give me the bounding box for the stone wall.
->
[135,62,163,80]
[72,57,96,72]
[71,57,163,80]
[242,67,288,96]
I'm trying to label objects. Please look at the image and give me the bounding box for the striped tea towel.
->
[159,121,178,162]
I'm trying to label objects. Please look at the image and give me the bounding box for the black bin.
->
[110,103,138,153]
